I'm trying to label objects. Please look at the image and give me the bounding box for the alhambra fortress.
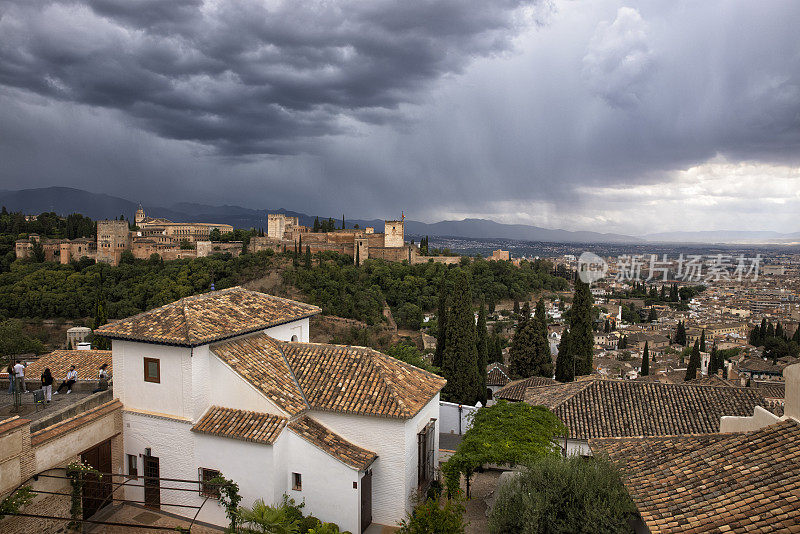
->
[14,208,463,266]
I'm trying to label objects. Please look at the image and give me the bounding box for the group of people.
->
[6,361,110,403]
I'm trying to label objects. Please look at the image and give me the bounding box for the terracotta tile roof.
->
[24,350,111,381]
[523,378,765,439]
[495,376,559,401]
[289,415,377,470]
[738,357,790,374]
[591,420,800,533]
[210,333,446,419]
[281,340,447,418]
[687,375,736,387]
[192,406,287,445]
[486,363,511,387]
[753,380,785,399]
[211,335,308,416]
[95,287,320,346]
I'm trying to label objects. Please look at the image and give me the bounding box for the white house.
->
[96,286,446,532]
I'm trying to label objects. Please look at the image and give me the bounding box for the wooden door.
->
[143,454,161,510]
[80,439,112,519]
[360,470,372,533]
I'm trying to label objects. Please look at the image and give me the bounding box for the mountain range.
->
[0,187,797,244]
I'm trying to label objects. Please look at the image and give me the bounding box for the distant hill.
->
[0,186,641,243]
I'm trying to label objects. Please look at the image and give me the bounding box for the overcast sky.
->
[1,0,798,235]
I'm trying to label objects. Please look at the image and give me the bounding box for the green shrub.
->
[488,455,636,534]
[398,497,466,534]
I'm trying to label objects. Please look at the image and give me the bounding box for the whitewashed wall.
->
[439,400,477,435]
[206,352,288,417]
[265,318,309,342]
[281,430,361,532]
[114,341,192,418]
[193,433,276,526]
[309,410,407,526]
[122,411,198,513]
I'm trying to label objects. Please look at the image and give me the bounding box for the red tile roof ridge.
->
[272,338,311,410]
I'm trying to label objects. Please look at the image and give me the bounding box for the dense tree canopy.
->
[489,455,636,534]
[288,254,567,326]
[0,250,278,319]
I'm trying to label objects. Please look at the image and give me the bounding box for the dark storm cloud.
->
[0,0,540,155]
[1,0,799,234]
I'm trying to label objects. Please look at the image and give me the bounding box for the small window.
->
[144,358,160,383]
[127,454,138,479]
[292,472,302,491]
[290,335,299,342]
[199,468,221,498]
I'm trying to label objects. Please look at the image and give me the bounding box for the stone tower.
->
[384,220,404,248]
[97,220,131,266]
[135,204,146,227]
[354,237,369,265]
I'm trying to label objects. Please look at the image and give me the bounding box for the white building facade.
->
[98,287,445,532]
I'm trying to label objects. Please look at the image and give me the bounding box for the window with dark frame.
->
[417,419,436,488]
[127,454,138,479]
[292,472,302,491]
[199,468,221,498]
[144,357,160,383]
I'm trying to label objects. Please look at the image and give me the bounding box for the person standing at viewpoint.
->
[13,360,27,393]
[41,367,54,402]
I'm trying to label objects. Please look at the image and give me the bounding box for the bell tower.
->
[135,204,146,227]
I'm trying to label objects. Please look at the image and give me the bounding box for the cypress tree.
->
[493,333,504,363]
[793,325,800,344]
[355,244,360,266]
[433,275,450,369]
[699,329,706,352]
[749,325,760,346]
[708,342,719,376]
[759,318,768,343]
[441,271,480,405]
[776,322,784,341]
[92,299,110,350]
[675,321,686,346]
[554,329,573,382]
[513,301,520,317]
[604,319,610,333]
[531,298,553,377]
[641,341,649,376]
[509,314,531,379]
[519,302,531,330]
[619,335,627,350]
[766,321,775,339]
[685,340,701,381]
[476,301,488,405]
[568,279,594,376]
[647,307,658,323]
[304,245,312,269]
